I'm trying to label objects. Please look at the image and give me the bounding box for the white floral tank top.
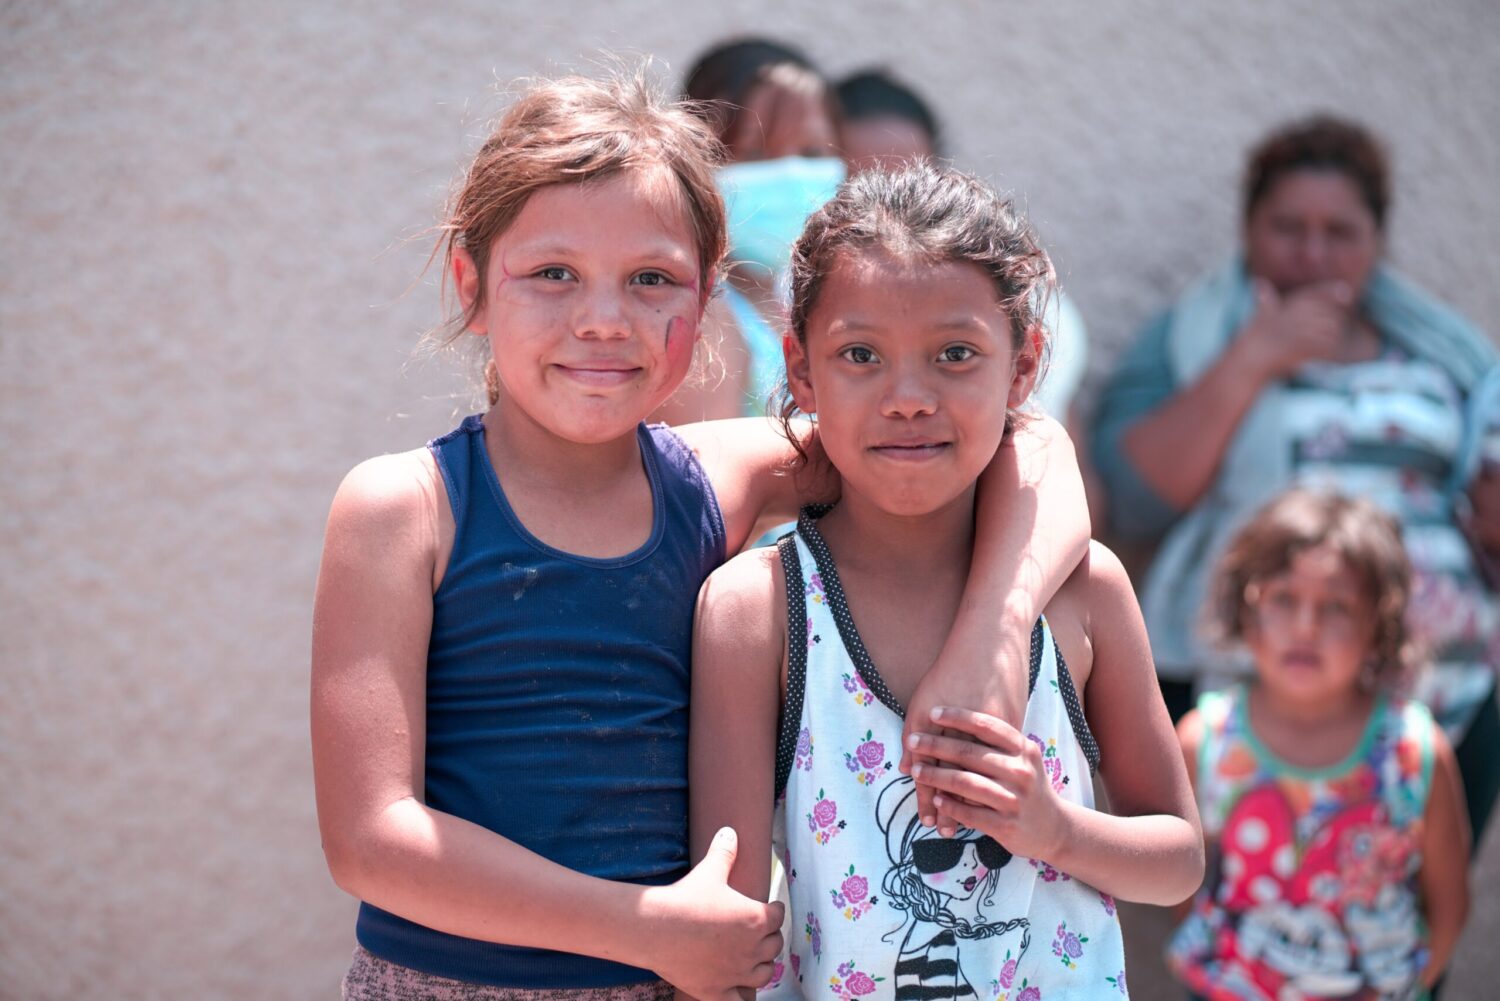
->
[761,511,1128,1000]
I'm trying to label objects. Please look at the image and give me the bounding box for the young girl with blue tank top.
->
[310,71,1094,1001]
[689,164,1205,1000]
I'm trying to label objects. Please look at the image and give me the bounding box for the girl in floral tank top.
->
[688,164,1203,1000]
[1168,490,1470,1000]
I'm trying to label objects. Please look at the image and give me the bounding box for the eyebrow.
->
[827,316,991,335]
[508,241,694,263]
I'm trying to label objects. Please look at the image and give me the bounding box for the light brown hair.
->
[433,69,728,349]
[1213,489,1417,690]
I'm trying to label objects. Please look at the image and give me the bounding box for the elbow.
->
[321,829,369,898]
[320,816,391,900]
[1149,827,1207,908]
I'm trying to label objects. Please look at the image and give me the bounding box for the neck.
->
[482,402,642,493]
[815,483,978,581]
[1249,678,1373,730]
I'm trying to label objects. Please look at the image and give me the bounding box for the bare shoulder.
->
[1041,540,1137,691]
[696,545,785,634]
[325,447,451,586]
[1080,539,1134,603]
[333,448,442,518]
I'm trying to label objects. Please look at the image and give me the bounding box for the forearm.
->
[1121,337,1270,510]
[942,419,1089,717]
[1044,801,1204,906]
[326,797,658,965]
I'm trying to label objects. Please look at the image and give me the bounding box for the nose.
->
[1297,230,1332,278]
[573,284,631,340]
[880,360,938,419]
[1290,600,1319,638]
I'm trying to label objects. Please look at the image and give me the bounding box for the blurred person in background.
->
[836,68,1091,428]
[653,38,844,424]
[1091,114,1500,850]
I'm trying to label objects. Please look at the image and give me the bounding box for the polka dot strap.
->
[796,507,906,719]
[1050,628,1101,774]
[773,530,809,802]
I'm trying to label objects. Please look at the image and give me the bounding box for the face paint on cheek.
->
[663,315,696,371]
[494,253,520,299]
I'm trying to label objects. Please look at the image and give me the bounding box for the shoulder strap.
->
[773,532,809,801]
[1047,627,1101,773]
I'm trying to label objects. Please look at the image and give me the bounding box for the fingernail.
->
[933,794,945,808]
[911,763,924,779]
[921,814,936,828]
[929,707,945,722]
[907,734,922,749]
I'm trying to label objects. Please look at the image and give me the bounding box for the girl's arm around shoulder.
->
[689,546,789,907]
[904,542,1204,905]
[1417,725,1470,988]
[311,452,782,999]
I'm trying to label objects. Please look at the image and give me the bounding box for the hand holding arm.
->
[910,706,1203,905]
[900,415,1090,831]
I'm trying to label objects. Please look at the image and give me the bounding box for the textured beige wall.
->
[3,2,1497,998]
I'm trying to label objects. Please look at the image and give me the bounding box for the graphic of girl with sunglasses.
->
[878,776,1030,998]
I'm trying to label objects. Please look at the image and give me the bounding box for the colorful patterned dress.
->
[762,511,1128,1000]
[1167,685,1436,1001]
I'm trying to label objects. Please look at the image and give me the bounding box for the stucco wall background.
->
[2,2,1497,997]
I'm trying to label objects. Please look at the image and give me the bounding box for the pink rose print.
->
[1099,891,1116,916]
[1016,983,1041,1001]
[1030,858,1070,882]
[987,949,1019,996]
[999,953,1017,988]
[844,729,892,785]
[830,864,877,920]
[1050,921,1087,968]
[855,739,885,770]
[766,960,784,989]
[1106,969,1127,994]
[807,789,846,846]
[791,953,802,979]
[829,960,883,1000]
[806,615,821,649]
[807,572,826,605]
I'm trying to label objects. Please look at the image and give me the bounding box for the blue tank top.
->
[356,415,727,988]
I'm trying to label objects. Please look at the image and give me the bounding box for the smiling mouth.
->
[870,442,950,461]
[555,365,640,387]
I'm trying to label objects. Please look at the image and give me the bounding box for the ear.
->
[784,333,816,415]
[452,248,486,334]
[1006,323,1044,410]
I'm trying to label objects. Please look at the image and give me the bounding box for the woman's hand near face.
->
[1119,277,1356,512]
[1236,278,1355,381]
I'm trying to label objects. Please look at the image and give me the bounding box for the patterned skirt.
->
[341,947,673,1001]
